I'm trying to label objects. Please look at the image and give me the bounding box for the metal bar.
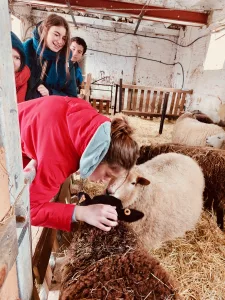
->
[159,92,169,134]
[36,0,209,25]
[91,88,112,92]
[65,0,78,28]
[110,85,113,102]
[134,10,145,35]
[91,76,109,84]
[91,83,113,87]
[114,84,118,115]
[119,79,123,112]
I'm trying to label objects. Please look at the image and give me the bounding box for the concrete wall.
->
[17,8,178,89]
[69,26,178,88]
[173,9,225,122]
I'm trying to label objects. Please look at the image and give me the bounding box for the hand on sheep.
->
[75,204,118,231]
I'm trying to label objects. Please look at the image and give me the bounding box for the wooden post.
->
[0,2,19,299]
[113,84,118,115]
[99,100,103,113]
[0,1,33,299]
[0,149,19,299]
[159,92,169,134]
[119,78,123,112]
[84,73,92,102]
[105,100,110,114]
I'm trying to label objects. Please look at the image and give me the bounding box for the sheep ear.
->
[118,208,144,222]
[93,195,122,208]
[136,176,150,186]
[77,192,92,205]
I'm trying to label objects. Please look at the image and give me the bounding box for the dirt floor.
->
[54,115,225,300]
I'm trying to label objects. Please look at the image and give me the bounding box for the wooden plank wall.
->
[0,1,33,299]
[115,83,193,119]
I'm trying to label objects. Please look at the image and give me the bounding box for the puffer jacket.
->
[23,23,77,100]
[18,96,110,231]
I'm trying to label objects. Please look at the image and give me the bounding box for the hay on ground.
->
[55,115,225,300]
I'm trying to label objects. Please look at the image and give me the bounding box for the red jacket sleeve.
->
[30,158,75,231]
[17,82,27,103]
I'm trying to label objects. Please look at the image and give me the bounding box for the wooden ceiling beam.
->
[13,0,209,25]
[60,0,209,25]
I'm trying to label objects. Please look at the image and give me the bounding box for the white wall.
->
[173,9,225,122]
[70,26,178,88]
[23,9,177,88]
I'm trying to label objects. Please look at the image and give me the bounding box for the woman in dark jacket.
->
[11,31,30,103]
[23,14,77,100]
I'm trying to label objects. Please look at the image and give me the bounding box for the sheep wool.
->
[172,112,224,146]
[108,153,204,249]
[60,222,179,300]
[137,143,225,229]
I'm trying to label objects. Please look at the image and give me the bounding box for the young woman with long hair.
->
[24,14,77,100]
[18,95,139,232]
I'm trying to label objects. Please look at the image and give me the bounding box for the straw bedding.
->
[57,115,225,300]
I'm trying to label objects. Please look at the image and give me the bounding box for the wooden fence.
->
[114,80,193,119]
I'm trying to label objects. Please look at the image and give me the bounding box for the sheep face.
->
[107,170,150,207]
[206,132,225,149]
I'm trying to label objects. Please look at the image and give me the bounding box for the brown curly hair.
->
[103,117,139,170]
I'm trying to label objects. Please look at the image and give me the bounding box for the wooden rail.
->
[90,98,111,115]
[114,80,193,119]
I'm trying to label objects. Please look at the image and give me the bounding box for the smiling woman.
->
[23,14,77,100]
[46,26,67,52]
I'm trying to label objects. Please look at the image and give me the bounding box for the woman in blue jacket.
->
[24,14,77,100]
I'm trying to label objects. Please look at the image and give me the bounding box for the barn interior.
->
[0,0,225,299]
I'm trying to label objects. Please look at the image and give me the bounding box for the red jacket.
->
[15,65,30,103]
[18,96,110,231]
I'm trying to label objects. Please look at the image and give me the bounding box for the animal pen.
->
[87,79,193,133]
[113,80,193,120]
[1,0,225,299]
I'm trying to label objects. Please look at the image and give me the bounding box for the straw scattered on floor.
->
[56,115,225,300]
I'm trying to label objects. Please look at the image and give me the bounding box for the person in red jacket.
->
[18,96,139,232]
[11,32,30,103]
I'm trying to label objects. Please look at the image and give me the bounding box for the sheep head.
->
[107,169,150,207]
[77,192,144,222]
[206,132,225,149]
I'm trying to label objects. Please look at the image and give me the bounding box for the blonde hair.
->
[38,14,70,76]
[103,117,139,170]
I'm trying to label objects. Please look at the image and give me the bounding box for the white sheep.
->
[107,153,204,249]
[206,132,225,150]
[172,112,224,146]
